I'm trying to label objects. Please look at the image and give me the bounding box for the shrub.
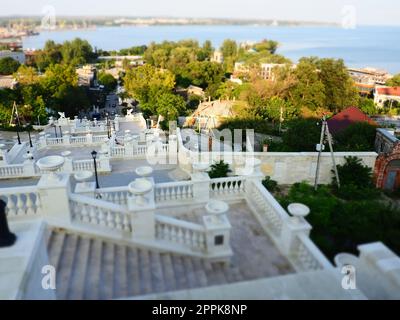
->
[334,122,377,152]
[262,176,280,193]
[281,118,320,152]
[332,156,380,200]
[208,160,232,179]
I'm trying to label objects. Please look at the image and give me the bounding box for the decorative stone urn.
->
[36,155,65,182]
[74,171,93,187]
[135,166,154,178]
[192,162,209,173]
[287,203,310,224]
[205,200,229,215]
[128,178,153,206]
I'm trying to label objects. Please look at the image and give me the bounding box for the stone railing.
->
[72,159,102,172]
[0,164,24,178]
[289,233,333,271]
[155,215,207,253]
[210,176,246,199]
[1,186,43,218]
[246,180,287,238]
[69,193,131,232]
[154,181,194,204]
[111,145,126,157]
[95,186,130,205]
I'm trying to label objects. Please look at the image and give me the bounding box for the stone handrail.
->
[155,214,207,252]
[0,164,24,178]
[1,186,42,217]
[289,233,333,271]
[95,186,130,205]
[69,193,131,232]
[154,181,194,203]
[247,180,289,238]
[210,176,246,198]
[72,159,101,172]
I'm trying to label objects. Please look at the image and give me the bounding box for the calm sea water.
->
[22,25,400,73]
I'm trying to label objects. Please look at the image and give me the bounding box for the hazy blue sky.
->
[0,0,398,26]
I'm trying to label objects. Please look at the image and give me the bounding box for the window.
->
[214,235,224,246]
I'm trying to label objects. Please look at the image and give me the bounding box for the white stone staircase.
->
[47,228,250,300]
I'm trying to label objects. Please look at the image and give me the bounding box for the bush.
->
[334,122,377,152]
[332,156,380,200]
[279,182,400,259]
[0,57,20,75]
[262,176,280,193]
[280,118,320,151]
[208,160,232,179]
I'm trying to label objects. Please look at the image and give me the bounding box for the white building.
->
[0,50,25,64]
[211,50,224,64]
[374,86,400,108]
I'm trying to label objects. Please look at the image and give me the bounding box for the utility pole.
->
[314,116,340,190]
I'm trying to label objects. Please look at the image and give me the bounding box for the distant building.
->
[374,128,400,190]
[211,51,223,64]
[327,106,377,135]
[0,75,17,90]
[187,85,205,97]
[76,65,98,87]
[374,86,400,108]
[349,67,392,95]
[0,50,25,64]
[233,62,288,81]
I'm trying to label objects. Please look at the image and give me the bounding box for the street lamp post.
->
[26,124,33,148]
[91,150,100,189]
[53,124,58,138]
[59,126,63,138]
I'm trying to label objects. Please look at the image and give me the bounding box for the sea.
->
[22,25,400,74]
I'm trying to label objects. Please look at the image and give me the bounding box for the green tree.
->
[98,72,118,93]
[334,122,377,152]
[13,65,39,85]
[290,58,326,111]
[386,74,400,86]
[220,39,238,73]
[0,57,20,75]
[156,93,186,123]
[61,38,94,66]
[124,64,175,114]
[316,58,359,113]
[358,97,377,115]
[281,118,320,151]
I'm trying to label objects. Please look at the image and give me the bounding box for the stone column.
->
[86,133,93,144]
[191,172,211,203]
[37,173,72,226]
[127,178,156,241]
[23,157,36,177]
[168,134,178,165]
[203,214,232,262]
[280,209,312,255]
[63,132,71,145]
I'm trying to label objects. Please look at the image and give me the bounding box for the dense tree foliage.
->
[334,122,377,152]
[386,73,400,86]
[123,64,175,115]
[0,57,20,75]
[98,72,118,93]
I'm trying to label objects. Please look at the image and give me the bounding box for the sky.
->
[0,0,399,26]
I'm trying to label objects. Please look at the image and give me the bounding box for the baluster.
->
[16,194,26,215]
[6,195,16,216]
[115,212,123,230]
[81,204,90,222]
[89,206,98,224]
[106,211,115,228]
[123,214,130,232]
[98,209,106,226]
[25,193,35,215]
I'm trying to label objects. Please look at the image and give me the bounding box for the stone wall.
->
[255,152,378,185]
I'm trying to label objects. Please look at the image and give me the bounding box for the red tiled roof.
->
[327,106,377,135]
[376,86,400,97]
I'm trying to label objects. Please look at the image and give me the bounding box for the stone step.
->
[100,241,115,300]
[84,239,103,299]
[138,249,152,295]
[48,231,66,271]
[114,245,128,299]
[160,253,177,292]
[126,248,141,296]
[56,233,79,300]
[67,237,91,300]
[149,251,166,293]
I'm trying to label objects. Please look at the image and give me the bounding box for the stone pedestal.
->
[86,133,93,144]
[191,172,211,203]
[168,135,178,165]
[128,178,156,241]
[37,173,72,226]
[280,216,312,255]
[203,214,232,260]
[23,159,36,177]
